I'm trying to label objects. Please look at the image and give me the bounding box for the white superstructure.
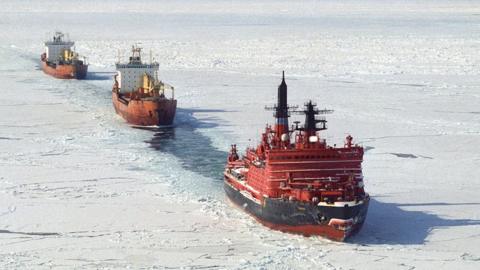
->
[116,46,159,93]
[44,32,74,62]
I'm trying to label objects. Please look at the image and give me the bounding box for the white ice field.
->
[0,0,479,269]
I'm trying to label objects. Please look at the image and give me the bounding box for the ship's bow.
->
[224,173,369,241]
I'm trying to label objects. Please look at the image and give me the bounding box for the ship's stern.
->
[73,62,88,79]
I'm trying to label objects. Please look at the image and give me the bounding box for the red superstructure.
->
[224,72,369,241]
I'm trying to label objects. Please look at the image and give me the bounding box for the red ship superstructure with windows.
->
[224,72,369,241]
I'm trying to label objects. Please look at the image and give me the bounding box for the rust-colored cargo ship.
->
[224,72,369,241]
[41,32,88,79]
[112,46,176,126]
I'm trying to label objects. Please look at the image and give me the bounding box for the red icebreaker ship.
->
[224,72,369,241]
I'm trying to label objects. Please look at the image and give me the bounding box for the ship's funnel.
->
[276,71,288,118]
[275,71,289,136]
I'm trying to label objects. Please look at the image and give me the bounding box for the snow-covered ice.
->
[0,0,479,269]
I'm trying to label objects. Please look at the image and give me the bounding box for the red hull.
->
[41,59,88,79]
[257,221,360,241]
[112,91,177,126]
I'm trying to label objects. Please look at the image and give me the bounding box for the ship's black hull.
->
[224,181,369,241]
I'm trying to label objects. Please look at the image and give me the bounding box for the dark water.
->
[86,72,115,81]
[137,108,230,185]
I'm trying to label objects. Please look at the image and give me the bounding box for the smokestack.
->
[276,71,288,119]
[275,71,289,138]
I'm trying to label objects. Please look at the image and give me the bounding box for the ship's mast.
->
[275,71,289,137]
[54,31,64,42]
[129,45,142,64]
[265,71,298,146]
[292,101,333,140]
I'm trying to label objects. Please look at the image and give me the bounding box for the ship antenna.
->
[150,49,152,64]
